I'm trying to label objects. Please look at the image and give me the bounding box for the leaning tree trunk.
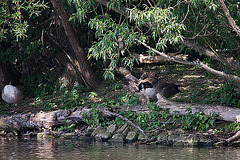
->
[50,0,99,88]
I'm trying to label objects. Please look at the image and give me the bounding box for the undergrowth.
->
[4,76,238,133]
[80,103,217,135]
[177,81,240,107]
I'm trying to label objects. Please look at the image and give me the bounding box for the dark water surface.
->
[0,138,239,160]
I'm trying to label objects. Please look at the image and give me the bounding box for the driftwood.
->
[0,106,149,139]
[0,110,75,132]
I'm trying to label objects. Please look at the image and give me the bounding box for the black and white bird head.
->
[138,78,155,91]
[138,81,153,92]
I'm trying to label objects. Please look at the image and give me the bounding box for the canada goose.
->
[1,84,23,111]
[138,80,180,101]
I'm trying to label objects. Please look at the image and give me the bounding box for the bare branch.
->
[135,39,196,65]
[196,60,240,82]
[180,39,240,71]
[136,39,240,82]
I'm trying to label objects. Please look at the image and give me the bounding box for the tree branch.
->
[103,109,150,140]
[218,0,240,37]
[136,39,240,82]
[93,0,240,80]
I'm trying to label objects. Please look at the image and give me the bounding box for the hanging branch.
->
[136,39,240,83]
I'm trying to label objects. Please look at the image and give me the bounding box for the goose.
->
[138,80,180,101]
[1,84,23,111]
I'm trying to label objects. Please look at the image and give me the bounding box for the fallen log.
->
[156,93,240,122]
[0,106,149,135]
[0,109,82,133]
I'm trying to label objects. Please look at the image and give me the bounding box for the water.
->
[0,138,239,160]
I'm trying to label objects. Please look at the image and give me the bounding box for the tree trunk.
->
[50,0,99,88]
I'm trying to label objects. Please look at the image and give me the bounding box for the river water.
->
[0,138,239,160]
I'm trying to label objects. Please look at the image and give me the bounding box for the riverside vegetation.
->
[0,0,240,147]
[1,65,239,146]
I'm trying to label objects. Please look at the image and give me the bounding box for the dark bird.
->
[138,79,180,101]
[1,84,23,111]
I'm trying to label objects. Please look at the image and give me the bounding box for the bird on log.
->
[138,78,180,101]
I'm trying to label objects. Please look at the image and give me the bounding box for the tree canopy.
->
[0,0,239,92]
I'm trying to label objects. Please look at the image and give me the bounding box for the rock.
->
[107,124,116,134]
[60,133,76,139]
[174,134,199,146]
[157,132,169,141]
[126,131,138,142]
[98,131,112,141]
[97,124,116,141]
[168,134,181,142]
[37,132,54,140]
[116,123,128,133]
[138,132,148,141]
[82,126,95,136]
[109,133,125,143]
[198,136,213,146]
[122,126,130,137]
[91,126,106,137]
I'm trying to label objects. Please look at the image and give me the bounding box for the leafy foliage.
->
[128,6,184,50]
[58,123,78,133]
[88,16,141,79]
[67,0,185,79]
[181,108,217,131]
[0,0,48,41]
[225,122,240,132]
[82,108,106,127]
[80,101,217,133]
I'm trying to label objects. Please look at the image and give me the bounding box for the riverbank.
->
[30,123,239,147]
[0,65,239,147]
